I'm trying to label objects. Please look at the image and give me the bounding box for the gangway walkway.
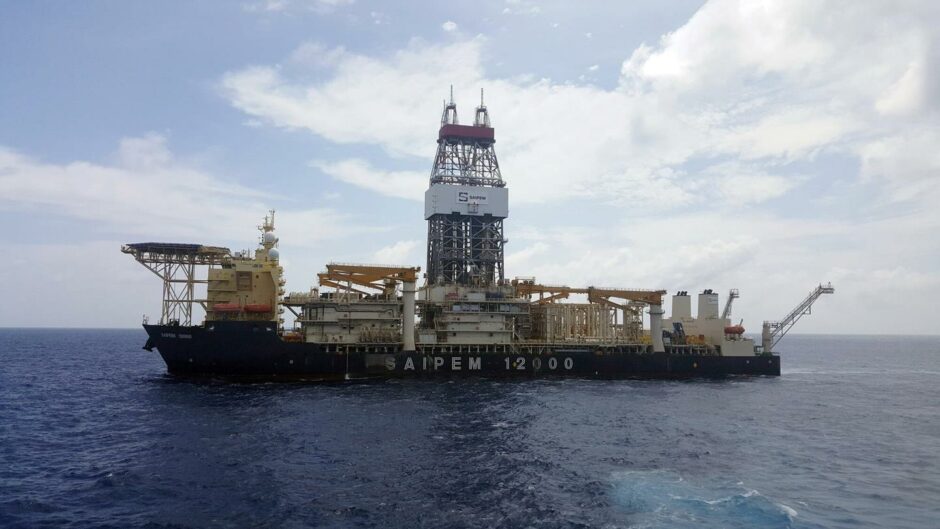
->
[762,282,835,352]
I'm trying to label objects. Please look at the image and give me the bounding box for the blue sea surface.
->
[1,330,938,528]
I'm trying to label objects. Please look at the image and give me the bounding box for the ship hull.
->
[144,323,780,380]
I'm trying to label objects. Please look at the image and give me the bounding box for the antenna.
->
[474,87,491,127]
[441,85,458,125]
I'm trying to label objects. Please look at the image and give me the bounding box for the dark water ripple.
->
[1,329,939,528]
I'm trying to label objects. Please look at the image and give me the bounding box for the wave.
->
[610,470,800,528]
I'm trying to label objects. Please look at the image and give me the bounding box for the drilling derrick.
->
[425,89,508,286]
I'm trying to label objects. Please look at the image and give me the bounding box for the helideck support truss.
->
[121,243,230,325]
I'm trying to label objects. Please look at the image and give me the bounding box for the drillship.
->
[122,93,833,380]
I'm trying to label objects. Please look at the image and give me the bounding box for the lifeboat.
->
[244,303,272,313]
[213,302,241,313]
[724,324,745,335]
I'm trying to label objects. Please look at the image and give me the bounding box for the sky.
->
[1,0,938,333]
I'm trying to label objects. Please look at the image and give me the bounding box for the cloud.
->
[856,129,940,205]
[693,161,799,204]
[369,11,387,25]
[242,0,354,14]
[619,1,830,90]
[502,0,541,16]
[876,61,927,117]
[221,40,483,157]
[312,159,426,201]
[0,134,363,246]
[715,173,794,204]
[372,240,421,265]
[504,207,939,334]
[441,21,458,32]
[242,0,287,12]
[720,110,856,161]
[220,1,939,214]
[116,132,174,168]
[221,40,709,207]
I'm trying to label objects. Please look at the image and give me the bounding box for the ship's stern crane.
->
[761,282,835,353]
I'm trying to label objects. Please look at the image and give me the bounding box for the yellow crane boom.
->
[511,279,666,306]
[317,263,421,293]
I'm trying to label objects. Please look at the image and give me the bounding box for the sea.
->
[0,329,938,529]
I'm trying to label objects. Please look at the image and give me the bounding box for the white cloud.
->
[372,240,421,265]
[694,162,799,204]
[720,111,855,161]
[0,134,361,246]
[620,1,831,90]
[221,2,939,213]
[502,0,541,16]
[857,129,940,204]
[441,20,458,32]
[243,0,287,12]
[506,241,549,271]
[876,61,927,117]
[715,173,794,204]
[221,41,712,207]
[115,132,173,168]
[312,159,425,201]
[505,207,939,334]
[242,0,354,14]
[370,11,387,25]
[221,40,484,157]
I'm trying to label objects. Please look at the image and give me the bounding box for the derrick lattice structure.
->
[121,243,230,325]
[426,89,507,286]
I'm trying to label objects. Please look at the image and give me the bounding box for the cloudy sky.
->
[1,0,938,333]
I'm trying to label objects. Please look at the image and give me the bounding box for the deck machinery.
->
[123,94,833,379]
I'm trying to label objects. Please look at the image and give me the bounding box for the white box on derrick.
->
[424,184,509,219]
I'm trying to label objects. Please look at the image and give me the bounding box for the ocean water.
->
[1,330,938,529]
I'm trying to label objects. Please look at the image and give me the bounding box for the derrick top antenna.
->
[474,87,490,127]
[441,84,458,125]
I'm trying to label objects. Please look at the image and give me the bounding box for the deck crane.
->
[721,288,739,320]
[761,283,835,353]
